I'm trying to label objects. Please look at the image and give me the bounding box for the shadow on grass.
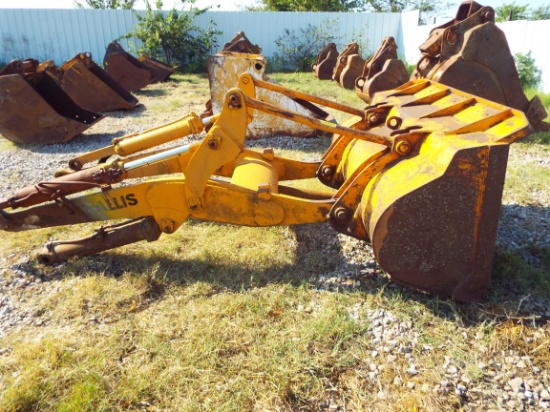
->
[523,130,550,145]
[25,203,549,328]
[133,88,169,98]
[168,73,208,83]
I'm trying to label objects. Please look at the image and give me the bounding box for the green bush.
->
[514,51,542,89]
[122,0,221,72]
[272,20,340,72]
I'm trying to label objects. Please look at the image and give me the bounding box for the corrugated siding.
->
[0,9,137,64]
[0,9,402,64]
[193,11,402,57]
[0,9,548,91]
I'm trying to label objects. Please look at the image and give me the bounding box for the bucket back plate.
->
[334,80,530,301]
[61,53,138,112]
[103,43,153,92]
[0,72,103,144]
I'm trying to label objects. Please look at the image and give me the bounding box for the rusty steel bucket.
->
[60,52,139,112]
[138,54,178,83]
[413,0,549,131]
[204,32,335,139]
[103,42,154,92]
[221,31,262,54]
[355,37,409,103]
[333,42,365,89]
[312,43,339,80]
[0,59,103,144]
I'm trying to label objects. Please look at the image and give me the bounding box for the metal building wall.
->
[0,9,137,65]
[194,11,403,59]
[0,8,548,92]
[0,9,403,66]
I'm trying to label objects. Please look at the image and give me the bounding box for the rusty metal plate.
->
[355,37,409,102]
[0,71,103,144]
[338,54,365,90]
[138,54,178,83]
[103,42,153,92]
[313,43,339,80]
[206,51,334,139]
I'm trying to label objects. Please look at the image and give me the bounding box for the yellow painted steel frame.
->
[0,75,532,301]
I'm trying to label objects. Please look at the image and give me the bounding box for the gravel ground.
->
[1,79,549,411]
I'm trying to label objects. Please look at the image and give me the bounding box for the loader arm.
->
[0,74,531,301]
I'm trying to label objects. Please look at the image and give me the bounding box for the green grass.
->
[1,73,549,412]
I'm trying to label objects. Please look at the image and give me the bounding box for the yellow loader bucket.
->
[330,80,529,301]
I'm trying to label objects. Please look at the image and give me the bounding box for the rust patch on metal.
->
[333,43,365,89]
[60,52,139,112]
[313,43,339,80]
[0,60,103,144]
[138,54,178,83]
[355,37,409,103]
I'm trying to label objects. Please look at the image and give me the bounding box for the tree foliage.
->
[74,0,136,9]
[531,5,550,20]
[272,21,341,71]
[495,3,528,21]
[122,0,221,71]
[514,51,542,89]
[495,2,550,21]
[254,0,368,11]
[249,0,452,25]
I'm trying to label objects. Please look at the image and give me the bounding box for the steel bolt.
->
[188,198,202,212]
[69,159,82,171]
[161,218,175,234]
[387,116,402,130]
[257,183,271,201]
[228,93,241,109]
[207,135,222,150]
[333,207,348,222]
[321,165,335,177]
[395,140,411,155]
[368,113,379,125]
[242,77,249,84]
[261,148,275,161]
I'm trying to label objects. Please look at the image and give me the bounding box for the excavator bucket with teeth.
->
[0,59,103,144]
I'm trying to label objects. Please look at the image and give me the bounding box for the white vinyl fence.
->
[0,8,549,92]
